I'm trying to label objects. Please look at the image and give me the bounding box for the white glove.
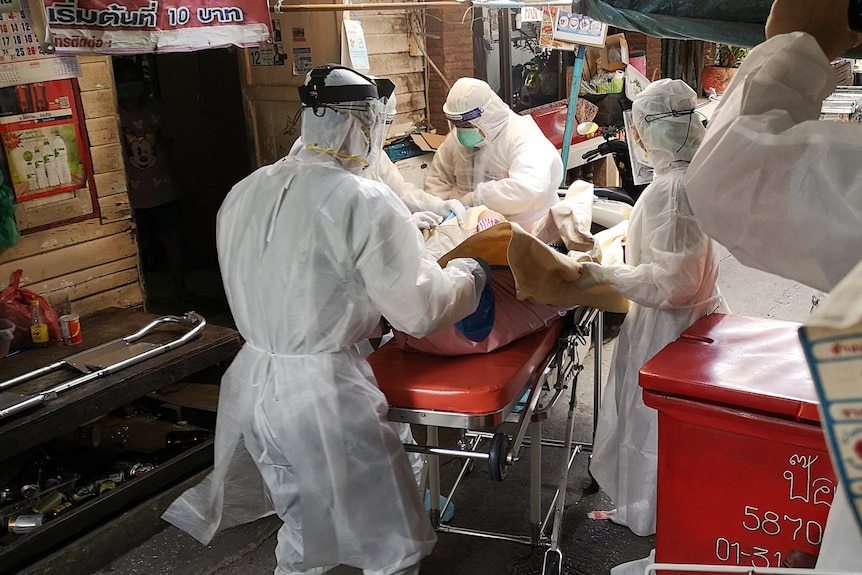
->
[575,262,614,290]
[411,210,443,230]
[433,199,467,226]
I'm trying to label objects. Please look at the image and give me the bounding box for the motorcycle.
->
[578,121,647,209]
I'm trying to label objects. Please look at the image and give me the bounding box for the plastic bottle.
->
[32,145,48,189]
[42,137,60,188]
[24,157,36,192]
[53,133,72,184]
[29,300,49,347]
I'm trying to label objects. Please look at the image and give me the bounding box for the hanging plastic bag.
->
[0,269,61,350]
[0,170,19,248]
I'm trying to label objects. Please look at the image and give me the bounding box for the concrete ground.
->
[21,246,815,575]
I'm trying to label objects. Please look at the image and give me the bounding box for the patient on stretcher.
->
[393,181,629,356]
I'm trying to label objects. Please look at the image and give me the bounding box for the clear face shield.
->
[445,107,486,149]
[627,98,709,184]
[294,65,394,168]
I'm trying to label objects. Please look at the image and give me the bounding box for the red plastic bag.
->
[0,269,61,350]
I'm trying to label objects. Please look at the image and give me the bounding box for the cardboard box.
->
[600,33,628,72]
[394,152,435,189]
[410,131,446,152]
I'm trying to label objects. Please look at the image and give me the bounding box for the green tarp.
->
[572,0,862,58]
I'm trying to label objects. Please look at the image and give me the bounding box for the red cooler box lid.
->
[639,313,820,423]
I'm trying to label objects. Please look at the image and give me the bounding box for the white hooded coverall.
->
[685,32,862,570]
[590,79,729,537]
[162,70,486,575]
[423,78,564,232]
[288,92,464,222]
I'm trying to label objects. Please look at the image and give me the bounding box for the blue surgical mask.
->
[456,127,484,148]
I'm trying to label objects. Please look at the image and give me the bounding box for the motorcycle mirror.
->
[577,122,599,136]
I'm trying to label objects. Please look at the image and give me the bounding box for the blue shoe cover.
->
[424,489,455,522]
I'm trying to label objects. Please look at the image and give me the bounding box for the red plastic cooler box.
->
[640,314,836,571]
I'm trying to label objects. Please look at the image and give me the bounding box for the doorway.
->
[112,49,251,321]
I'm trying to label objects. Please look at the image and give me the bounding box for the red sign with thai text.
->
[44,0,272,53]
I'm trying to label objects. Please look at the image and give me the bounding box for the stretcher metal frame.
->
[0,311,206,420]
[370,306,604,575]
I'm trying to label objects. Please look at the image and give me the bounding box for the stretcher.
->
[0,311,206,420]
[368,306,604,575]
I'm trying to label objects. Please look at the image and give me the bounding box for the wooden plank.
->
[98,192,132,223]
[93,170,128,197]
[389,71,425,94]
[85,116,121,147]
[13,189,96,231]
[79,89,118,120]
[90,142,125,174]
[76,54,109,66]
[78,60,113,92]
[368,53,424,75]
[0,219,130,264]
[0,230,138,286]
[355,12,409,35]
[34,256,139,308]
[70,280,144,316]
[365,33,412,56]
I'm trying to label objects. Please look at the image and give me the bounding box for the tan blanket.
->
[439,221,630,313]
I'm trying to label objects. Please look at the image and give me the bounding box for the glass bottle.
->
[29,300,49,347]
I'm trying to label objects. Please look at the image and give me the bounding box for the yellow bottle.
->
[29,300,49,347]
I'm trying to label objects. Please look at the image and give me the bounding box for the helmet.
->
[296,65,395,170]
[298,64,394,112]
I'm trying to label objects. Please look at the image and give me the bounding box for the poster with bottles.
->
[0,78,86,202]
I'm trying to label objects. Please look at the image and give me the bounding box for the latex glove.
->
[456,257,495,342]
[575,262,614,290]
[434,199,467,227]
[460,192,476,207]
[411,211,443,230]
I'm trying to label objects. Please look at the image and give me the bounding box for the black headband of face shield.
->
[297,64,395,113]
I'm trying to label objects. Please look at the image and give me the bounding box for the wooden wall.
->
[0,55,144,318]
[242,2,430,167]
[362,9,426,132]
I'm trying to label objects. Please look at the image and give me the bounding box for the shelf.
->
[0,439,214,575]
[0,308,242,461]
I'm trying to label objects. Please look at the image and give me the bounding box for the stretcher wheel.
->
[488,432,510,481]
[542,548,562,575]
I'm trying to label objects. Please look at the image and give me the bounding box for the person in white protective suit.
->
[288,89,467,230]
[161,64,490,575]
[289,85,461,518]
[575,79,729,539]
[423,77,564,232]
[685,0,862,569]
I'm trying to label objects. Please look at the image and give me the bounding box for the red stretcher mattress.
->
[369,320,564,415]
